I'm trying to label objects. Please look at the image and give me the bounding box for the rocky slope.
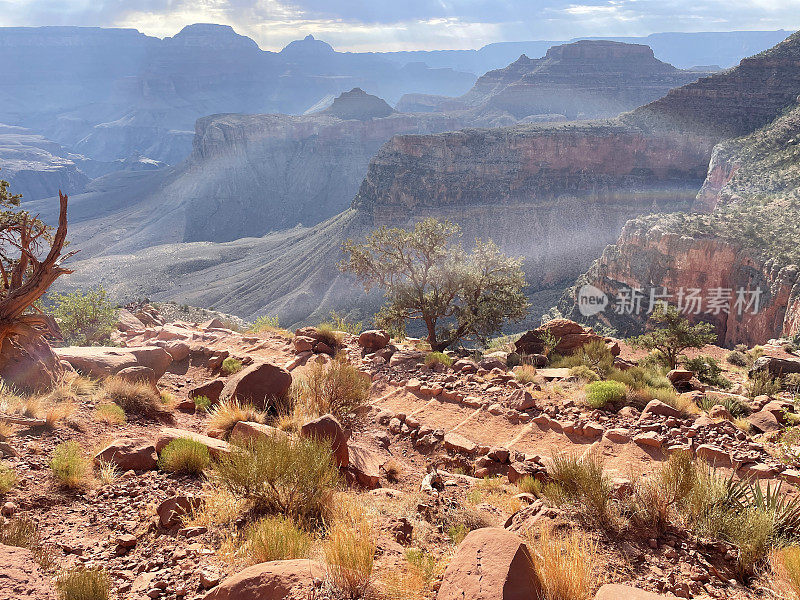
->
[408,40,710,121]
[561,94,800,345]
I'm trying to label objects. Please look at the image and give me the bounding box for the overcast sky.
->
[0,0,797,51]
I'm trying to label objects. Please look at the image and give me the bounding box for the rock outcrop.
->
[453,40,708,121]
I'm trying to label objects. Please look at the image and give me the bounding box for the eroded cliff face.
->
[353,122,714,289]
[560,219,800,346]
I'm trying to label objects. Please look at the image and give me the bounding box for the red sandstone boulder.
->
[749,356,800,378]
[94,438,157,471]
[157,495,203,528]
[0,543,57,599]
[202,560,324,600]
[515,319,619,357]
[438,527,542,600]
[347,443,383,488]
[358,330,390,352]
[188,378,225,404]
[300,414,349,468]
[218,362,292,409]
[155,428,231,458]
[116,365,158,387]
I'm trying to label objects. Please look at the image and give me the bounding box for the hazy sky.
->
[0,0,797,51]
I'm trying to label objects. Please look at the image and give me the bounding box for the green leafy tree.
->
[48,287,117,346]
[631,305,717,369]
[340,218,528,351]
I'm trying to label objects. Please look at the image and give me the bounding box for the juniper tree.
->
[340,218,528,351]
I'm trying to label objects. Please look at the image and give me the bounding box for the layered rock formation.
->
[450,40,708,121]
[561,34,800,345]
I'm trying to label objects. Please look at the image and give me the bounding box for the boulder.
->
[188,378,226,404]
[157,495,203,528]
[506,389,536,411]
[515,319,619,357]
[750,356,800,378]
[640,399,682,420]
[155,428,231,458]
[358,330,390,352]
[347,443,382,488]
[695,444,731,467]
[0,543,58,599]
[292,336,315,353]
[230,421,280,442]
[219,362,292,409]
[0,334,63,392]
[438,528,542,600]
[202,560,324,600]
[116,308,147,332]
[300,414,349,468]
[666,369,694,384]
[162,341,190,362]
[747,409,782,433]
[444,432,478,455]
[594,585,670,600]
[479,357,507,371]
[116,366,158,387]
[94,438,157,471]
[201,317,225,329]
[54,345,172,379]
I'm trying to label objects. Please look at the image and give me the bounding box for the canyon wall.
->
[354,121,715,289]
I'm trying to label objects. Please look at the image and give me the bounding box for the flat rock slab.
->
[155,428,231,458]
[535,368,572,380]
[0,543,57,599]
[595,584,671,599]
[55,346,172,379]
[202,559,324,600]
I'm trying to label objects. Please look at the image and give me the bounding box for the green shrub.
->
[241,515,312,564]
[48,287,117,346]
[698,394,751,418]
[50,441,90,488]
[551,340,614,378]
[56,566,111,600]
[193,395,212,412]
[569,365,599,382]
[221,357,243,375]
[747,371,781,399]
[517,475,540,495]
[683,355,732,389]
[608,365,671,392]
[424,351,453,369]
[249,315,281,333]
[158,438,210,476]
[212,433,340,526]
[584,380,627,409]
[329,311,363,336]
[0,463,17,494]
[727,350,750,367]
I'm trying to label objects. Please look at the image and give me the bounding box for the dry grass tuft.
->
[528,526,597,600]
[50,441,90,489]
[514,365,537,384]
[56,566,111,600]
[221,357,243,375]
[325,501,376,599]
[0,462,17,494]
[234,515,313,565]
[0,420,14,440]
[383,458,403,483]
[0,516,55,569]
[45,400,77,429]
[770,546,800,599]
[186,485,247,529]
[95,403,126,425]
[207,399,266,440]
[158,437,210,476]
[213,433,340,526]
[100,377,165,420]
[96,460,119,486]
[293,354,370,425]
